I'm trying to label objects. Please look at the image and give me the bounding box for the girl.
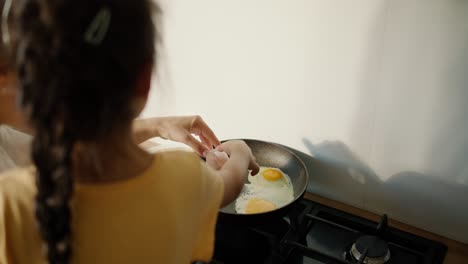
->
[0,1,258,264]
[1,26,226,171]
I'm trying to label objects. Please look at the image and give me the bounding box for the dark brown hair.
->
[0,0,10,75]
[8,0,159,263]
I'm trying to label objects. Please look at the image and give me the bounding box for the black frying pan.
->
[217,139,309,225]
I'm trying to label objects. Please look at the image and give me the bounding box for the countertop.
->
[304,192,468,264]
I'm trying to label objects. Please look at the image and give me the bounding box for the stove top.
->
[203,199,447,264]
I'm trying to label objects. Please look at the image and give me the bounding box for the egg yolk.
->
[245,198,277,214]
[262,168,283,181]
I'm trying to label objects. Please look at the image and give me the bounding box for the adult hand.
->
[133,115,221,155]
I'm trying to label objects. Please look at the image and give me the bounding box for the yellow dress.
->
[0,151,224,264]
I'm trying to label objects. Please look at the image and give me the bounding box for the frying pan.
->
[217,139,309,225]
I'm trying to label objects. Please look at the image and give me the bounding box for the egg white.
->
[235,166,294,214]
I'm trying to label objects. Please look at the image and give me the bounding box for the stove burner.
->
[214,200,447,264]
[350,235,391,264]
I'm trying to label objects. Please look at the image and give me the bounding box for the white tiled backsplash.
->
[143,0,468,243]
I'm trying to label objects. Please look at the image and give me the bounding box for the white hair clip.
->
[1,0,12,47]
[84,7,111,45]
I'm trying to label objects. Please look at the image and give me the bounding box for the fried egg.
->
[248,167,292,188]
[235,166,294,214]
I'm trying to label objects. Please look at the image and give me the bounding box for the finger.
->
[214,150,229,167]
[201,127,221,147]
[249,155,260,175]
[200,134,214,149]
[184,133,209,155]
[194,132,211,150]
[192,116,221,147]
[250,159,260,175]
[215,140,237,155]
[215,143,232,156]
[215,144,225,152]
[205,151,222,170]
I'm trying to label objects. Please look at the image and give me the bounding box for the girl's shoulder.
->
[154,150,205,181]
[0,166,44,264]
[0,166,36,210]
[155,149,201,164]
[0,166,36,195]
[154,150,223,193]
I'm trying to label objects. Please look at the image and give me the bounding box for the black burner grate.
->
[204,200,447,264]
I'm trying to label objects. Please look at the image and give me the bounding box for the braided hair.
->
[8,0,159,263]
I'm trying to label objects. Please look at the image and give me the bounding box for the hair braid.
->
[14,1,74,263]
[33,126,74,264]
[8,0,159,263]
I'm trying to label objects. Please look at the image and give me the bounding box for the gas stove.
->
[207,199,447,264]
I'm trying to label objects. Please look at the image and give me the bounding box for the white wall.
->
[143,0,468,243]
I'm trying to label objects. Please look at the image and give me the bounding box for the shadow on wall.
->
[351,0,468,186]
[425,15,468,186]
[301,138,468,244]
[326,0,468,243]
[300,138,381,208]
